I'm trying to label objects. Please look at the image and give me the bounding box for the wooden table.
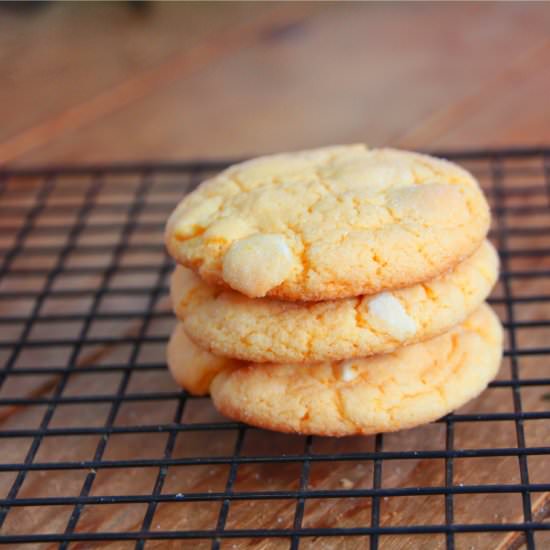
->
[1,3,549,549]
[1,2,550,165]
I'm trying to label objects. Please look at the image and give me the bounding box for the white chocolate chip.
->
[171,196,222,239]
[387,184,468,225]
[222,234,296,298]
[204,217,253,242]
[340,360,359,382]
[323,154,415,193]
[230,155,315,187]
[367,292,417,341]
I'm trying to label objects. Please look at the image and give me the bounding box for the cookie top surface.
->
[171,240,498,363]
[167,304,503,435]
[165,145,490,301]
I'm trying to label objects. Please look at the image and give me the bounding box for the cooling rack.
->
[0,147,549,549]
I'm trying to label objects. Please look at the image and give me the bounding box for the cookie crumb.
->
[339,361,359,382]
[340,477,354,489]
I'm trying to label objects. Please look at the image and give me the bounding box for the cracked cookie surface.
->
[170,240,498,363]
[165,145,490,301]
[167,304,503,436]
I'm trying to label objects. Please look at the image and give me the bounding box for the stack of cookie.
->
[165,145,502,436]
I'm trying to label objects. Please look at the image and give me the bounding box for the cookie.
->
[167,305,502,435]
[211,304,503,436]
[170,240,498,363]
[166,323,239,396]
[165,145,490,301]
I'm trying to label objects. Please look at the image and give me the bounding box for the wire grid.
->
[0,148,548,549]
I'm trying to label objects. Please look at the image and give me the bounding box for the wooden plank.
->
[0,3,315,165]
[5,3,550,165]
[422,54,550,150]
[0,3,272,148]
[396,40,550,149]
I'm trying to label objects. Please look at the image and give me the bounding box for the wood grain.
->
[3,3,550,165]
[1,2,550,548]
[0,4,323,166]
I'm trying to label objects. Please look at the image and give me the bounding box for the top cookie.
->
[166,145,490,301]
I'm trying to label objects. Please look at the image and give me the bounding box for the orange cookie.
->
[166,145,490,301]
[167,305,503,436]
[171,241,498,363]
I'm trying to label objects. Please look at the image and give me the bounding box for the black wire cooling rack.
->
[0,147,549,549]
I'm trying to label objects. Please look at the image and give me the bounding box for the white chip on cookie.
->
[367,292,417,341]
[222,233,297,298]
[171,196,223,239]
[339,360,359,382]
[203,217,254,242]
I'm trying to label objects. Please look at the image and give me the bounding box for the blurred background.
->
[1,1,550,167]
